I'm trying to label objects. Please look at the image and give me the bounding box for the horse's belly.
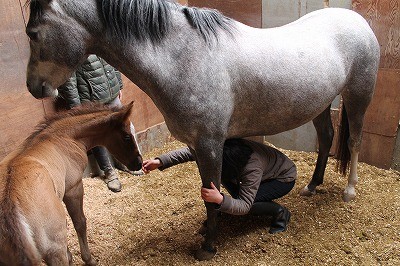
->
[227,92,336,137]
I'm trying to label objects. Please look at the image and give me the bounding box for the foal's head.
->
[100,102,143,171]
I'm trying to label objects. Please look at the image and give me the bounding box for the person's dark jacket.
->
[58,55,123,108]
[156,140,297,215]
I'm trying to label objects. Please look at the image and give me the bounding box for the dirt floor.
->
[67,140,400,266]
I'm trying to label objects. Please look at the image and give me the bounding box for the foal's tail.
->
[0,197,39,265]
[335,105,351,175]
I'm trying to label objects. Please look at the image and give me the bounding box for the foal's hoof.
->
[299,186,316,197]
[195,247,216,261]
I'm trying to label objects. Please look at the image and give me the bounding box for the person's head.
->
[221,139,253,182]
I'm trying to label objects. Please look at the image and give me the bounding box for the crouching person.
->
[142,139,296,233]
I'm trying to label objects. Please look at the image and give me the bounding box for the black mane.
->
[25,0,42,23]
[182,5,234,43]
[98,0,234,44]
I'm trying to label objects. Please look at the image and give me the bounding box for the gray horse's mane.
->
[25,0,234,44]
[99,0,234,44]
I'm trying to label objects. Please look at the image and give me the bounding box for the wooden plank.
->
[353,0,400,69]
[188,0,262,28]
[0,0,46,161]
[177,0,188,5]
[120,77,165,133]
[359,132,396,169]
[363,68,400,137]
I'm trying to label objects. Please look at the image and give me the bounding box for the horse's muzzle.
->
[27,80,57,99]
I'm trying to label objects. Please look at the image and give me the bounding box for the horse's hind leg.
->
[340,101,370,202]
[341,73,376,202]
[64,180,97,266]
[300,105,334,196]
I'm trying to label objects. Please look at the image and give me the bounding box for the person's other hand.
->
[201,182,223,204]
[142,158,162,174]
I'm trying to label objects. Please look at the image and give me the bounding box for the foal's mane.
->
[98,0,234,44]
[24,104,116,146]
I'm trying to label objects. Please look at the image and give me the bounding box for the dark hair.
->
[98,0,234,45]
[221,139,253,183]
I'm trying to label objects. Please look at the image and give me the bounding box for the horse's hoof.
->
[343,186,356,202]
[195,247,216,261]
[343,191,356,202]
[299,186,316,197]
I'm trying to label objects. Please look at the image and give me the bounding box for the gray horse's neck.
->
[92,7,208,110]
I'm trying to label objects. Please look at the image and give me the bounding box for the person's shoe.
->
[269,206,291,234]
[104,169,122,193]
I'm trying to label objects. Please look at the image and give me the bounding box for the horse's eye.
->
[26,28,39,42]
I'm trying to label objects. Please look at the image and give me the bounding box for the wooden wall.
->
[353,0,400,169]
[0,0,48,159]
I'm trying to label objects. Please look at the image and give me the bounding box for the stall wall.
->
[0,0,48,159]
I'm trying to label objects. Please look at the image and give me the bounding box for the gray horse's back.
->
[225,8,379,138]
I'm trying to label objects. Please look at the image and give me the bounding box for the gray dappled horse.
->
[25,0,380,261]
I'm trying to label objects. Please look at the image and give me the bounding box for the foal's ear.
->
[117,101,134,124]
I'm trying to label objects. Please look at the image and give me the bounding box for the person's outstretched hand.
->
[142,158,162,174]
[201,182,223,204]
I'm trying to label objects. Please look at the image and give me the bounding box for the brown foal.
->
[0,102,142,265]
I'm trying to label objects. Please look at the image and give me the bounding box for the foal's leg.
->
[64,180,97,266]
[300,106,334,196]
[192,138,224,261]
[43,209,70,265]
[44,247,70,266]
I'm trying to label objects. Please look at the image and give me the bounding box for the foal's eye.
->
[124,134,132,142]
[26,28,39,42]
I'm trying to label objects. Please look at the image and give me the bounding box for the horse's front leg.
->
[63,180,97,266]
[192,138,224,261]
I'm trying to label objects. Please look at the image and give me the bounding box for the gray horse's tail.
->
[335,105,350,175]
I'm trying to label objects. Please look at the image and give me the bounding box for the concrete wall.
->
[262,0,351,28]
